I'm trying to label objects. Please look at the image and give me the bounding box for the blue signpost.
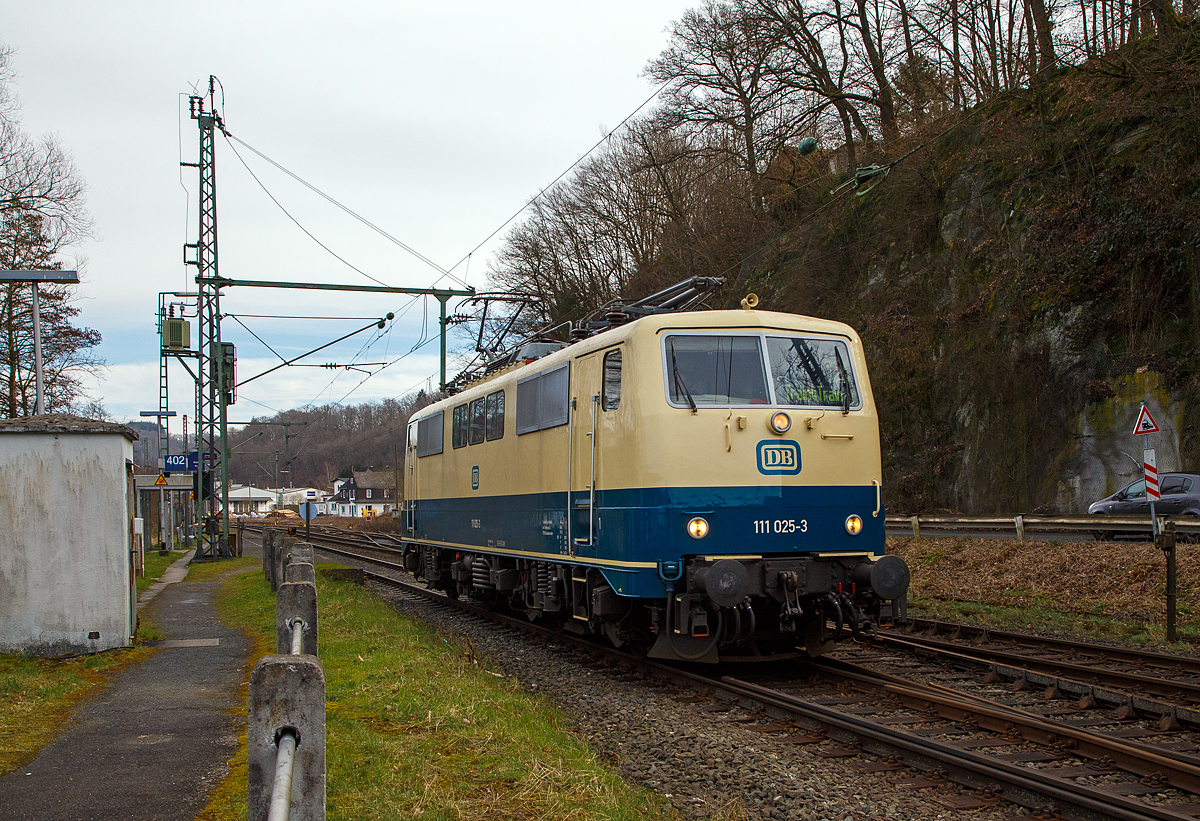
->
[299,502,318,540]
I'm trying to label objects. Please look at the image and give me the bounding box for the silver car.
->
[1089,473,1200,539]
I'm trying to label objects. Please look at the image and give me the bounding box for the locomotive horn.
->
[740,293,759,310]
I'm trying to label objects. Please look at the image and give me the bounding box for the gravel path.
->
[365,578,1020,821]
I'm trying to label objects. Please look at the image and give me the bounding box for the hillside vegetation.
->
[743,34,1200,513]
[232,24,1200,514]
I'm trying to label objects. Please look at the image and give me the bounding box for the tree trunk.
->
[1026,0,1056,76]
[855,0,898,139]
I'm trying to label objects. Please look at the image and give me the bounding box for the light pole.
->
[140,410,177,551]
[0,270,80,415]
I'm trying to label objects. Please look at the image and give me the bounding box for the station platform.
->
[0,544,256,820]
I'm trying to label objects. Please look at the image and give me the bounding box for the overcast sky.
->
[3,1,693,424]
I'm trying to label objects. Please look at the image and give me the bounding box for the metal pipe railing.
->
[250,529,324,821]
[289,618,303,657]
[267,731,299,821]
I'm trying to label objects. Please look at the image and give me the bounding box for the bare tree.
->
[0,42,98,417]
[646,0,804,206]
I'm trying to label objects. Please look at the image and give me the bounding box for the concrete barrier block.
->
[286,561,317,586]
[274,536,295,594]
[262,529,275,586]
[248,654,325,821]
[291,542,315,565]
[277,581,318,656]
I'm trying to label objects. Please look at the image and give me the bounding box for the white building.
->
[0,415,138,656]
[221,485,276,515]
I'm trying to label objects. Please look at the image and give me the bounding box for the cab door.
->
[404,420,418,537]
[570,354,602,554]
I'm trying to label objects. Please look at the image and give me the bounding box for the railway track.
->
[245,522,1200,820]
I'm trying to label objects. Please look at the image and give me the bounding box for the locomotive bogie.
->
[402,309,909,661]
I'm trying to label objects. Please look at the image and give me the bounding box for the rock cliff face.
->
[1064,372,1183,511]
[761,40,1200,514]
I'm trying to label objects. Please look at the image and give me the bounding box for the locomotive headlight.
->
[769,411,792,434]
[687,517,710,540]
[845,514,863,535]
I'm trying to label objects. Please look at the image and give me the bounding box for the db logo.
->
[757,440,802,475]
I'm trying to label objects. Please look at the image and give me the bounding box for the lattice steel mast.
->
[185,78,232,558]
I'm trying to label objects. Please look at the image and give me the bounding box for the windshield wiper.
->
[835,348,851,415]
[669,341,697,412]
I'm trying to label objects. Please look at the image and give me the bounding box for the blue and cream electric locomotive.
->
[400,286,909,662]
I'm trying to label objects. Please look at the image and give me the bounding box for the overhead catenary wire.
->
[443,77,674,278]
[226,313,386,321]
[210,72,677,426]
[222,136,392,288]
[222,133,471,291]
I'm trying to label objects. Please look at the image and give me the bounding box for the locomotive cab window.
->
[663,335,769,407]
[469,398,486,445]
[485,389,504,440]
[766,336,861,409]
[452,404,468,449]
[602,350,622,411]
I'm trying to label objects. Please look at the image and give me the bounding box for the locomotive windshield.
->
[663,333,860,409]
[766,336,860,409]
[666,335,770,406]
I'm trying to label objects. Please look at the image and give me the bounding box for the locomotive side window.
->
[469,398,486,445]
[451,404,468,449]
[517,363,570,434]
[766,336,860,409]
[602,350,622,411]
[485,390,504,440]
[415,410,444,457]
[664,335,769,407]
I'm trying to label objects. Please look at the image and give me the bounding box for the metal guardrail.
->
[886,513,1200,541]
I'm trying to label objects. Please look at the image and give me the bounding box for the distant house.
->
[221,485,276,516]
[278,487,322,507]
[328,469,397,517]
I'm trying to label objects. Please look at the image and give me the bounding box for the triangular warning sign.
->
[154,473,169,487]
[1132,404,1160,435]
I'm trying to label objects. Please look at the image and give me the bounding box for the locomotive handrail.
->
[887,513,1200,540]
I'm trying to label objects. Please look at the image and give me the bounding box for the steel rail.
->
[879,632,1200,702]
[826,662,1200,796]
[722,676,1199,821]
[287,531,1200,820]
[894,619,1200,672]
[863,634,1200,733]
[894,619,1200,673]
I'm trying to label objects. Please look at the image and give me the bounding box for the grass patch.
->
[0,643,156,774]
[0,550,248,776]
[135,549,186,595]
[198,566,671,821]
[889,536,1199,651]
[908,595,1200,647]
